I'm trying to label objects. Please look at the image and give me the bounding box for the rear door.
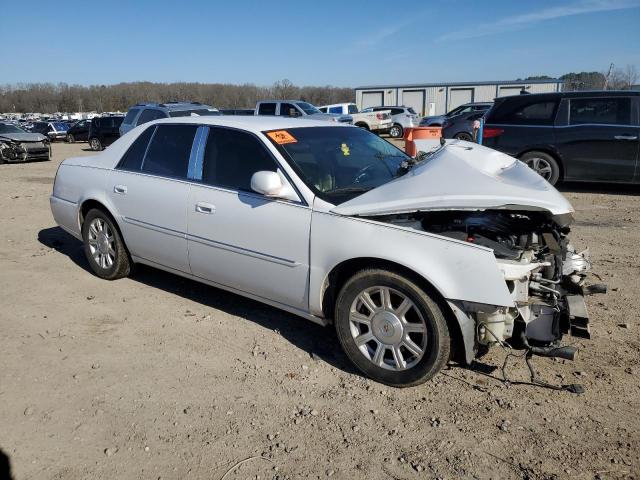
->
[186,126,311,309]
[108,124,198,273]
[555,96,638,182]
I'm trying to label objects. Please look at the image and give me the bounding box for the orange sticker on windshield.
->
[267,130,297,144]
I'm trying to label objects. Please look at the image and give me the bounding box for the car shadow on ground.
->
[558,181,640,196]
[37,226,358,376]
[0,448,14,480]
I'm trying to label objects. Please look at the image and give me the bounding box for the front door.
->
[187,126,311,310]
[556,96,638,182]
[108,124,198,273]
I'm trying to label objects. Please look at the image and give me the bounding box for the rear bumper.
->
[50,195,81,239]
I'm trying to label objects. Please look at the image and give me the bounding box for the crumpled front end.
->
[0,137,50,162]
[377,209,601,363]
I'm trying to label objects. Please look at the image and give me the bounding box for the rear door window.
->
[569,97,631,125]
[124,108,140,124]
[117,126,155,171]
[258,103,276,115]
[201,127,278,192]
[329,106,343,114]
[140,124,198,179]
[138,109,167,125]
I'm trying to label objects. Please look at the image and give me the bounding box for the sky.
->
[1,0,639,87]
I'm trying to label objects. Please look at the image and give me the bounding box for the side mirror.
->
[250,171,299,202]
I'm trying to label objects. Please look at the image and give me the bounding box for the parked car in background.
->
[120,102,220,136]
[30,121,69,141]
[255,100,353,124]
[220,108,255,115]
[66,119,91,143]
[51,116,593,387]
[318,103,392,135]
[89,116,124,151]
[0,122,50,163]
[482,91,640,185]
[361,106,421,138]
[441,111,486,141]
[420,102,493,127]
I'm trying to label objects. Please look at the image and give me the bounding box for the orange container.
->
[403,127,442,157]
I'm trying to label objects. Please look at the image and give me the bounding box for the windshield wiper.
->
[326,186,373,194]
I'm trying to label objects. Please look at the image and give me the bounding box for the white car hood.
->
[331,141,575,218]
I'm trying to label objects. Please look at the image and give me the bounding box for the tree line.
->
[1,67,637,114]
[0,79,354,114]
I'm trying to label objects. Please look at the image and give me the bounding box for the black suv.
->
[483,91,639,185]
[66,119,91,143]
[88,116,124,151]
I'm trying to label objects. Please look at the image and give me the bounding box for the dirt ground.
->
[1,141,639,480]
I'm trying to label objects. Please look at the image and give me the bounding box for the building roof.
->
[355,79,562,90]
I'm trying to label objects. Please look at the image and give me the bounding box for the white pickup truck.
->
[319,103,392,134]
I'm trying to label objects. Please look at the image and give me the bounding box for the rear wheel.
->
[89,137,103,151]
[334,269,450,387]
[66,134,75,143]
[520,151,561,185]
[82,209,130,280]
[389,124,403,138]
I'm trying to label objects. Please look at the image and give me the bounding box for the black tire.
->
[519,151,561,185]
[389,124,403,138]
[66,134,75,143]
[89,137,103,151]
[454,132,473,141]
[334,269,450,387]
[81,208,131,280]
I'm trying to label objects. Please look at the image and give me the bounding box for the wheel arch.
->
[320,257,466,363]
[78,198,132,260]
[517,148,565,181]
[354,122,370,130]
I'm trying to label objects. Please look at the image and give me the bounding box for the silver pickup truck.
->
[319,103,392,134]
[255,100,353,124]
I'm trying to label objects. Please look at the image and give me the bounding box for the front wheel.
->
[519,151,561,185]
[89,137,103,151]
[82,209,131,280]
[334,269,450,387]
[66,134,75,143]
[389,124,403,138]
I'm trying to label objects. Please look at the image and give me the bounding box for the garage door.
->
[448,88,473,110]
[498,86,523,97]
[361,91,384,109]
[401,90,425,116]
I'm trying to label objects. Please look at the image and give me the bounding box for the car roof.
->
[133,102,217,111]
[494,90,639,102]
[258,100,312,104]
[141,115,351,133]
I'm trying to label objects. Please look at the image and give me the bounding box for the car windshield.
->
[0,123,26,134]
[52,122,68,131]
[347,104,359,114]
[295,102,321,115]
[169,109,221,117]
[265,126,411,204]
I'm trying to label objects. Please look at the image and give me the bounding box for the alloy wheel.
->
[87,218,116,269]
[349,286,427,371]
[524,157,553,180]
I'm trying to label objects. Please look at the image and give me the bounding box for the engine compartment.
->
[372,209,595,356]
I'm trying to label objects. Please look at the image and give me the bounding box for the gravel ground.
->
[1,142,639,480]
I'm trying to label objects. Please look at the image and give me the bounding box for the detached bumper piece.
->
[566,294,590,339]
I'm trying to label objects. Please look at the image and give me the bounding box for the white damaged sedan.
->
[50,117,594,387]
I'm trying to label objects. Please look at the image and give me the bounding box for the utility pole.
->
[603,63,614,90]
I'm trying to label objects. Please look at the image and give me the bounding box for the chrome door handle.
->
[113,185,127,194]
[614,135,638,141]
[195,202,215,214]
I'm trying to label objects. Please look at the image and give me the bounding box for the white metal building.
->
[355,79,562,116]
